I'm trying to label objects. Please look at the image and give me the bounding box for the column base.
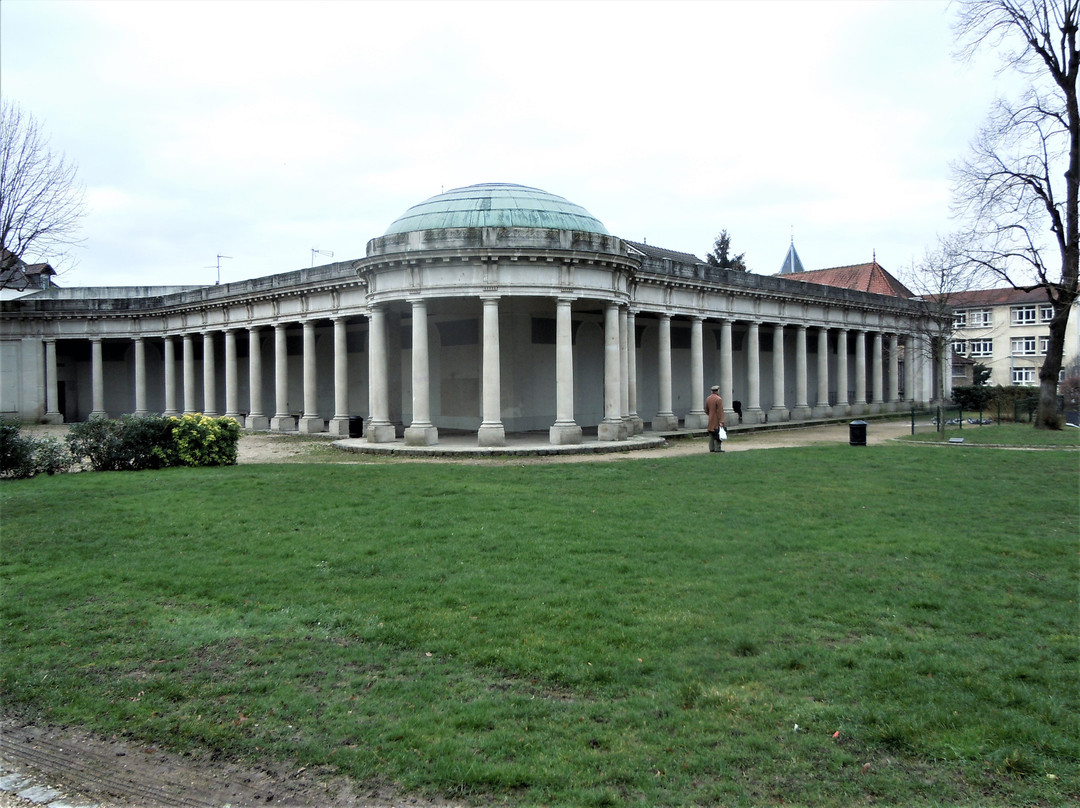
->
[768,406,789,422]
[683,411,708,430]
[478,423,505,447]
[743,407,765,425]
[366,421,397,443]
[549,421,582,445]
[163,410,180,418]
[598,418,628,441]
[246,414,270,430]
[885,401,899,413]
[42,412,64,425]
[298,416,324,434]
[652,412,678,431]
[868,402,883,414]
[327,417,350,437]
[812,405,833,419]
[626,415,644,435]
[833,404,850,418]
[404,423,438,446]
[89,410,107,420]
[270,415,296,432]
[790,405,812,421]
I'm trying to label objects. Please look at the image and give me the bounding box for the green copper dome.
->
[384,183,610,236]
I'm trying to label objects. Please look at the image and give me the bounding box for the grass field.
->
[1,442,1077,806]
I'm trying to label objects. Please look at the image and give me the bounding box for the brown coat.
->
[705,392,725,431]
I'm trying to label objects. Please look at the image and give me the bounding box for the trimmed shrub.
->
[67,414,175,471]
[0,420,36,479]
[66,417,126,471]
[33,436,73,475]
[1,421,76,479]
[168,414,241,467]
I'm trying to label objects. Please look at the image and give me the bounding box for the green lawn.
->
[1,445,1077,807]
[902,421,1080,447]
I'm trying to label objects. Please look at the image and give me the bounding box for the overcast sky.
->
[2,0,1006,288]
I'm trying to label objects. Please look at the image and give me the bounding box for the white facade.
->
[0,185,940,444]
[950,288,1080,387]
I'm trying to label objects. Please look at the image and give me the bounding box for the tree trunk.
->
[1035,306,1070,429]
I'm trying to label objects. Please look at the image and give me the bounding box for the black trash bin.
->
[348,416,364,438]
[849,420,867,446]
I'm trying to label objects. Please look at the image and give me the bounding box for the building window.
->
[954,310,967,328]
[1039,336,1050,354]
[969,339,994,356]
[1011,305,1037,325]
[1039,304,1053,323]
[1012,336,1038,356]
[952,340,968,355]
[969,309,992,327]
[1012,367,1037,385]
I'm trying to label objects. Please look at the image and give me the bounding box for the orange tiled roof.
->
[793,262,915,298]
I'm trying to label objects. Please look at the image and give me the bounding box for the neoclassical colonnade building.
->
[0,183,942,445]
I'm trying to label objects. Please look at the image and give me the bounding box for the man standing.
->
[705,384,726,453]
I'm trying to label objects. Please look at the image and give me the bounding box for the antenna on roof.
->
[205,254,232,285]
[311,248,334,267]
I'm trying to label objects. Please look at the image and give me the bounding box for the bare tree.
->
[906,235,986,431]
[0,99,85,283]
[951,0,1079,429]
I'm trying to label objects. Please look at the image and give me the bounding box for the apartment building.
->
[949,288,1080,387]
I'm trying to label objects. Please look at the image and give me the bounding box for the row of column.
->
[69,317,353,436]
[720,322,911,423]
[48,305,917,444]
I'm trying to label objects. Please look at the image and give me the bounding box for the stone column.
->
[246,327,268,429]
[904,334,916,406]
[366,305,395,443]
[835,329,849,416]
[328,317,350,436]
[888,334,900,411]
[43,339,62,423]
[405,298,438,446]
[298,320,323,433]
[854,330,867,414]
[478,296,505,447]
[270,323,295,431]
[813,327,832,418]
[653,313,678,430]
[792,325,811,419]
[619,306,633,433]
[720,319,734,422]
[598,302,626,441]
[224,329,240,420]
[870,332,884,414]
[550,297,582,445]
[90,337,106,418]
[163,336,178,416]
[182,334,196,414]
[202,332,217,416]
[768,324,788,422]
[745,321,763,423]
[684,316,707,429]
[133,337,148,415]
[626,309,642,434]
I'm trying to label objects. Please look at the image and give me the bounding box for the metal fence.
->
[908,405,998,436]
